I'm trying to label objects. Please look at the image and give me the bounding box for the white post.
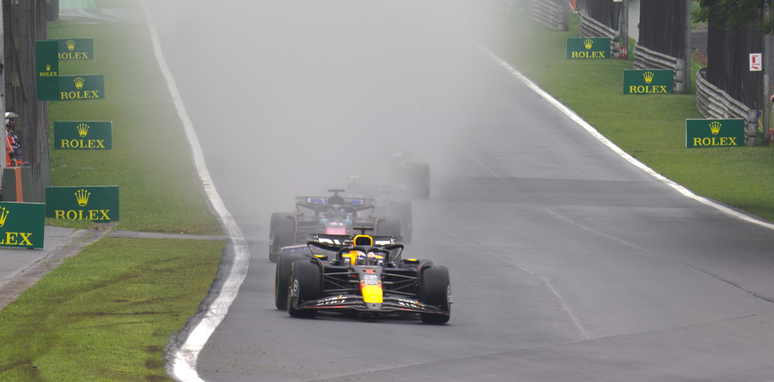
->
[620,0,628,57]
[764,5,771,146]
[684,0,692,95]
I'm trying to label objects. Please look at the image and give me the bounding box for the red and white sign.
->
[750,53,762,71]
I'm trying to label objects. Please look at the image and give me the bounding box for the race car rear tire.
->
[288,259,322,318]
[275,253,304,310]
[269,213,296,262]
[390,200,413,244]
[419,265,451,324]
[376,216,401,239]
[388,162,430,199]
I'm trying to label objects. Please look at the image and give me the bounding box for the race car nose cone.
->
[366,302,382,311]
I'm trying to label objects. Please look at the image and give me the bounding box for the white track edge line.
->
[481,46,774,232]
[140,3,250,382]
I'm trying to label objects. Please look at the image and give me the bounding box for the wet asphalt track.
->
[145,2,774,381]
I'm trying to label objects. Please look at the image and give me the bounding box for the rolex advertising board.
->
[623,70,674,94]
[496,0,526,15]
[567,37,610,59]
[52,38,94,60]
[54,121,112,150]
[0,203,45,249]
[46,186,119,222]
[35,40,60,101]
[59,74,105,100]
[686,119,745,148]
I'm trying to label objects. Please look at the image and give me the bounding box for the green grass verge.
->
[47,19,221,235]
[484,14,774,223]
[0,6,226,382]
[0,237,224,381]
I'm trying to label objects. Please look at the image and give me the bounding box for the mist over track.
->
[145,1,774,381]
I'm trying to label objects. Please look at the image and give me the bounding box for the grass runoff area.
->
[484,12,774,223]
[0,4,224,382]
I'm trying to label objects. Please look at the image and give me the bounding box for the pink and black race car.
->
[268,189,411,262]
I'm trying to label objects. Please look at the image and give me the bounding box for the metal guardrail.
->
[527,0,568,31]
[578,14,620,58]
[696,68,758,146]
[633,44,685,94]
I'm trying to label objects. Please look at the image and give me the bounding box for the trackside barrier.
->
[527,0,568,31]
[633,44,685,94]
[578,14,619,58]
[695,68,758,146]
[2,166,46,202]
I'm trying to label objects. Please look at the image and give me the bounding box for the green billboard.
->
[0,202,45,249]
[46,186,119,222]
[35,40,60,101]
[59,74,105,100]
[686,119,745,148]
[496,0,526,15]
[52,38,94,60]
[54,121,112,150]
[623,70,674,94]
[567,37,610,59]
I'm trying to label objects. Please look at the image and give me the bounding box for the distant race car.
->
[269,188,412,262]
[386,151,430,199]
[274,229,451,324]
[341,176,413,241]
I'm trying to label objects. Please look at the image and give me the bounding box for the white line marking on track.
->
[481,46,774,232]
[454,230,591,340]
[140,3,250,382]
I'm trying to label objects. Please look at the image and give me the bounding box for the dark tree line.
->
[695,0,774,34]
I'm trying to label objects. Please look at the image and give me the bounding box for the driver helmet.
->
[326,208,347,220]
[328,195,345,205]
[369,252,385,266]
[355,251,384,266]
[352,250,367,265]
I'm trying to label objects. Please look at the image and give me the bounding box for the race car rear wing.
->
[295,196,377,206]
[306,233,397,247]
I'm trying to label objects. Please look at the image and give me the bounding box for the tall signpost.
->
[684,0,692,95]
[619,0,628,60]
[764,6,771,147]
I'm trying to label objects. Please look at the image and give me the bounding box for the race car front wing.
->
[292,294,450,317]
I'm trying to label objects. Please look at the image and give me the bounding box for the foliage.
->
[694,0,774,33]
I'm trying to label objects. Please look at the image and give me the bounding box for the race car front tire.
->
[275,253,304,310]
[419,265,451,324]
[390,200,413,243]
[288,259,322,318]
[269,213,296,262]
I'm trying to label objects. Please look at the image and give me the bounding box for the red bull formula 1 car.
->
[274,229,451,324]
